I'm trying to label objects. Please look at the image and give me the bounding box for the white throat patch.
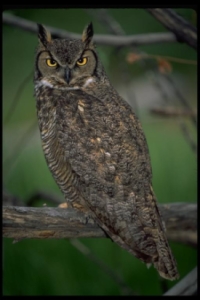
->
[36,79,80,91]
[83,77,95,88]
[36,78,95,91]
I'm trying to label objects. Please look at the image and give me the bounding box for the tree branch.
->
[3,202,197,247]
[3,12,177,47]
[147,9,197,50]
[3,206,104,240]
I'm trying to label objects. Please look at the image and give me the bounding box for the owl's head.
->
[35,23,102,88]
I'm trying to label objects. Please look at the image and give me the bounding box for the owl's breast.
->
[55,89,152,194]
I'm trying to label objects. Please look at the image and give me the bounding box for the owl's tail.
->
[132,234,179,281]
[133,186,179,281]
[93,185,179,281]
[149,191,179,281]
[151,233,179,281]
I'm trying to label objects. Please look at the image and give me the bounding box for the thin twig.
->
[85,9,125,35]
[149,72,197,155]
[3,120,37,178]
[163,267,197,295]
[4,71,33,124]
[3,12,177,47]
[70,239,136,295]
[150,107,197,118]
[127,52,197,65]
[148,54,197,65]
[179,122,197,155]
[147,8,197,50]
[163,74,197,128]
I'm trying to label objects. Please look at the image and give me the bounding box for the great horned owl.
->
[34,23,179,280]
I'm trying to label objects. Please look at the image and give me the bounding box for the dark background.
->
[3,8,197,295]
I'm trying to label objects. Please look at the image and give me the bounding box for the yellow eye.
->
[46,58,57,67]
[77,57,88,66]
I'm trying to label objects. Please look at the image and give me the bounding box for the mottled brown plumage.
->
[34,23,179,280]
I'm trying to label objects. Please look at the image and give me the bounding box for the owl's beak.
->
[65,68,71,84]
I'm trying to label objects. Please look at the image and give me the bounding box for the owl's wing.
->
[57,89,178,280]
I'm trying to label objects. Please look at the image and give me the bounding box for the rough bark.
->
[3,203,197,247]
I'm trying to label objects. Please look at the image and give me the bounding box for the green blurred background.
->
[3,9,197,296]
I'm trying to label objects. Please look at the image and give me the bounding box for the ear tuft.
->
[82,22,94,47]
[37,24,52,47]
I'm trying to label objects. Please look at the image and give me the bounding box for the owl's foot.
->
[71,202,93,224]
[58,202,69,208]
[72,202,88,213]
[58,201,91,212]
[58,201,94,224]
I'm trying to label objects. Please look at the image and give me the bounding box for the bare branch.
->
[3,202,197,247]
[3,12,177,47]
[147,8,197,50]
[163,267,197,295]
